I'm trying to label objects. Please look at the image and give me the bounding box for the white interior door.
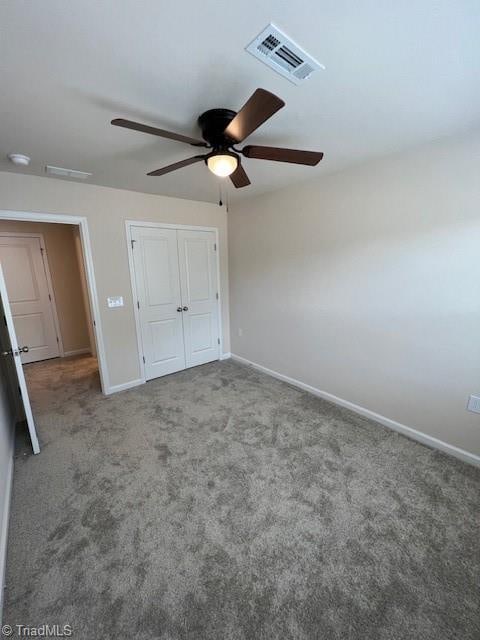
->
[0,235,60,364]
[177,230,220,368]
[0,264,40,454]
[132,226,186,380]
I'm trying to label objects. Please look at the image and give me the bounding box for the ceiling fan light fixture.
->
[113,88,323,188]
[207,152,238,177]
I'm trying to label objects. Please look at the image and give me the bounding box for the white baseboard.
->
[220,353,231,360]
[63,348,91,357]
[231,353,480,468]
[0,454,14,625]
[105,378,144,395]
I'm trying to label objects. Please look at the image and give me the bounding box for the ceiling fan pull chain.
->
[218,182,223,207]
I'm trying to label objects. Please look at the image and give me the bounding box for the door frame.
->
[0,210,108,394]
[125,220,223,385]
[0,231,65,358]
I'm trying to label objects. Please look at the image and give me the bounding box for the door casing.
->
[126,220,223,385]
[0,210,108,394]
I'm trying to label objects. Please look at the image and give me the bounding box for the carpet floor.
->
[3,355,480,639]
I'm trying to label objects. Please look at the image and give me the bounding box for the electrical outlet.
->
[238,328,243,337]
[467,395,480,414]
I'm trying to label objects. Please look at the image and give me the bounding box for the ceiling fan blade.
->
[147,155,206,176]
[111,118,207,147]
[242,145,324,166]
[224,89,285,143]
[230,163,251,188]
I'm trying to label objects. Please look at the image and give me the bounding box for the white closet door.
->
[132,226,186,380]
[177,230,220,368]
[0,235,60,364]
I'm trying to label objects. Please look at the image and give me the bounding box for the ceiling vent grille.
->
[246,24,324,85]
[45,165,92,180]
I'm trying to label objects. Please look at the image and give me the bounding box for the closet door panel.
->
[131,226,185,380]
[177,230,220,368]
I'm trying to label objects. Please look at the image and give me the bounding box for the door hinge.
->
[93,320,96,327]
[131,239,136,250]
[214,243,217,251]
[142,355,145,363]
[56,336,59,343]
[216,292,219,300]
[48,293,52,301]
[40,247,44,254]
[137,300,140,309]
[217,338,220,345]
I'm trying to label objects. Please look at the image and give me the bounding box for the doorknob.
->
[177,307,182,312]
[1,346,29,357]
[182,306,189,311]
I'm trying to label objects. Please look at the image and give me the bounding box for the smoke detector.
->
[45,165,92,180]
[246,24,325,85]
[8,153,31,166]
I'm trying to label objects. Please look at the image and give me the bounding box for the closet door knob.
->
[177,307,182,312]
[182,306,188,311]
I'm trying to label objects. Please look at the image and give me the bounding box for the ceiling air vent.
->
[246,24,324,85]
[46,165,92,180]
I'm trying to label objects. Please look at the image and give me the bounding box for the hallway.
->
[24,356,101,444]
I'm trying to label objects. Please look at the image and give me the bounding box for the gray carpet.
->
[4,355,480,639]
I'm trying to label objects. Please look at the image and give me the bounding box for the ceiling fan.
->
[111,88,323,188]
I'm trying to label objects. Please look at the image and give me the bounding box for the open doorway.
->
[0,222,96,362]
[0,211,107,454]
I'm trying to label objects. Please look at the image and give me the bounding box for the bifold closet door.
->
[177,230,220,368]
[131,226,186,380]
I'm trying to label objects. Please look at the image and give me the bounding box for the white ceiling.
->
[0,0,479,203]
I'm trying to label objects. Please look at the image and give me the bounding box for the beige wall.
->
[0,304,14,610]
[0,367,13,613]
[0,221,91,354]
[229,131,480,456]
[0,173,230,389]
[72,227,96,357]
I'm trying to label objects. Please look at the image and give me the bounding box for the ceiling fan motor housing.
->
[197,108,237,148]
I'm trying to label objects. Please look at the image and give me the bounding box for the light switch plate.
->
[107,296,124,308]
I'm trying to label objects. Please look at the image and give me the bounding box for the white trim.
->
[0,210,109,394]
[63,348,91,357]
[0,449,14,624]
[125,222,146,385]
[231,353,480,468]
[125,220,223,384]
[0,231,65,358]
[37,234,65,357]
[125,220,220,233]
[220,352,231,360]
[213,228,224,360]
[105,378,143,395]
